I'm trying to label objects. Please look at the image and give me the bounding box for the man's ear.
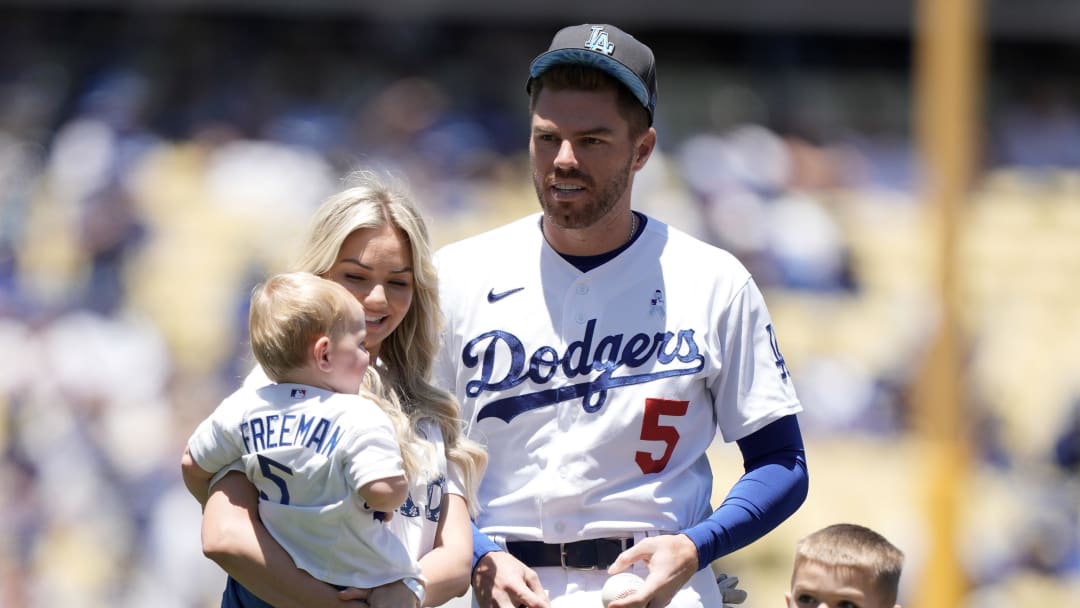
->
[312,336,333,372]
[632,127,657,171]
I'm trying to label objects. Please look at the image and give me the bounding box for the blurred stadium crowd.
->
[0,7,1078,607]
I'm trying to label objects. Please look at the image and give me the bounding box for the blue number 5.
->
[257,454,293,505]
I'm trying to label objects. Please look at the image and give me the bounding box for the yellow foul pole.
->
[912,0,981,607]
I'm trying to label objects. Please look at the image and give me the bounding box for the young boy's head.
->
[787,523,905,608]
[249,272,369,394]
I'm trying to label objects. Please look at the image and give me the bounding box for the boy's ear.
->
[784,591,793,607]
[313,336,333,371]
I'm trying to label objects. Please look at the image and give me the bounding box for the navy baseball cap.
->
[527,23,657,125]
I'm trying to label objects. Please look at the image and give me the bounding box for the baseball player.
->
[432,23,809,608]
[181,272,426,606]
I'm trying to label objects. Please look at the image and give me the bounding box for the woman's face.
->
[322,223,414,361]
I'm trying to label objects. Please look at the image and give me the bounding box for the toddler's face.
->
[326,299,370,395]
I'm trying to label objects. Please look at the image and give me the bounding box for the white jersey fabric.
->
[389,418,467,559]
[187,379,421,588]
[433,212,802,545]
[216,366,466,563]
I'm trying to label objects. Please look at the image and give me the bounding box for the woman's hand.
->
[339,580,418,608]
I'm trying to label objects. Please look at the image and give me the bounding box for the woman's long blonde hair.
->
[293,170,486,515]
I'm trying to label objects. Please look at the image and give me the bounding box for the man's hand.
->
[338,580,417,608]
[604,534,698,608]
[472,551,550,608]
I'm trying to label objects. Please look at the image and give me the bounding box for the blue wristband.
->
[471,519,502,571]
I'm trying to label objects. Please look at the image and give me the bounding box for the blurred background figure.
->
[0,2,1078,607]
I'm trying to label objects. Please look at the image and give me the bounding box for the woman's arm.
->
[180,445,214,505]
[202,470,365,608]
[346,492,473,607]
[417,493,472,606]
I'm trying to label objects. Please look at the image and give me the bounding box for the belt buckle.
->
[559,542,597,571]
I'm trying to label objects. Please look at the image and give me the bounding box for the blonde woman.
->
[197,172,486,608]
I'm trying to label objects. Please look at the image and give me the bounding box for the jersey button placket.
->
[571,279,591,325]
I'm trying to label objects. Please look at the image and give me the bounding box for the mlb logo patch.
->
[290,388,306,398]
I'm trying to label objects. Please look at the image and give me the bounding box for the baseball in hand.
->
[601,572,645,607]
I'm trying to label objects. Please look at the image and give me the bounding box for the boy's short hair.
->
[248,272,359,383]
[792,523,905,605]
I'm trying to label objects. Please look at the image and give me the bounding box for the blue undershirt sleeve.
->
[472,519,503,571]
[682,414,809,570]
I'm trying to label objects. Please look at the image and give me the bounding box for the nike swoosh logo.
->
[487,287,524,303]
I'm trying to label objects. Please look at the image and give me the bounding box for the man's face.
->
[529,85,637,230]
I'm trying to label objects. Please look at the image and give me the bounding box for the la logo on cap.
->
[584,26,615,55]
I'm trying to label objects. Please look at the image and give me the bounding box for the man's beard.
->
[533,156,633,230]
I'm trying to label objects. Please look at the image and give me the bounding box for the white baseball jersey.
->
[432,212,801,543]
[230,366,465,560]
[389,418,467,558]
[187,380,421,588]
